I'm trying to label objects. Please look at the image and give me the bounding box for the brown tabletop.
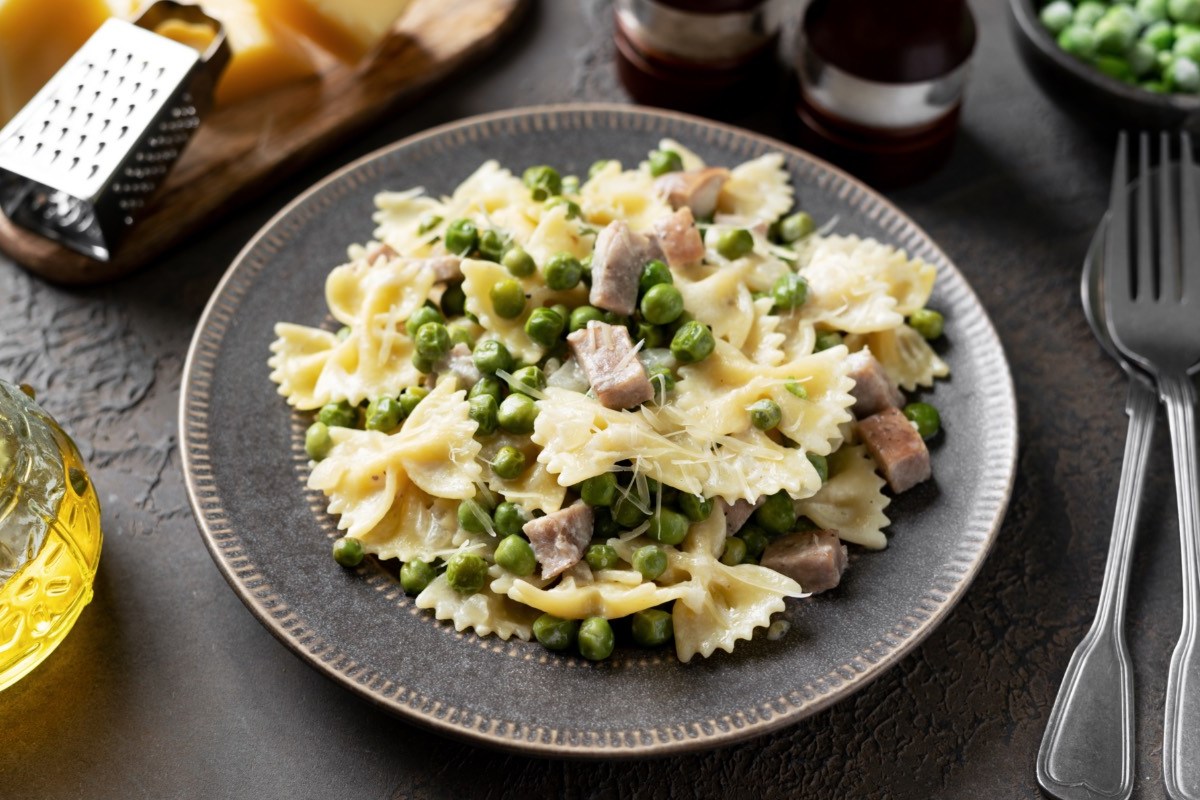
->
[0,1,1182,798]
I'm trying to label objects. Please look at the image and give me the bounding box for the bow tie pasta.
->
[269,144,950,664]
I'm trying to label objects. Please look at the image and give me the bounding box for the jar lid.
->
[0,381,65,584]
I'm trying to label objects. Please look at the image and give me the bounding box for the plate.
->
[180,104,1018,757]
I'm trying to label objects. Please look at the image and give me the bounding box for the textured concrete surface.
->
[0,0,1184,798]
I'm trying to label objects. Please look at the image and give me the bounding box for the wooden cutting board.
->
[0,0,526,285]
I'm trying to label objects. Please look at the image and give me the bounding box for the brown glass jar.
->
[793,0,976,187]
[614,0,783,116]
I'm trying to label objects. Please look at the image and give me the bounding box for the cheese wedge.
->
[0,0,116,126]
[258,0,414,63]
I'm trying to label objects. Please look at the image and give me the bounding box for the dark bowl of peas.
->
[1010,0,1200,131]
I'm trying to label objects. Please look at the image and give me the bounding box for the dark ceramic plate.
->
[180,105,1017,757]
[1010,0,1200,131]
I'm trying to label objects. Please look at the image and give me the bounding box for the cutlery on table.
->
[1102,131,1200,800]
[1036,158,1158,800]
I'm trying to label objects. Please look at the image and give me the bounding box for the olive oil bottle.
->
[0,380,102,691]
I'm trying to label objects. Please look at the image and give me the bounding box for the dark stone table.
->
[0,1,1183,797]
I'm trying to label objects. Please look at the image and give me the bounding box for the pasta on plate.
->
[268,142,949,662]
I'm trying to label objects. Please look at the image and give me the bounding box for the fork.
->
[1103,131,1200,800]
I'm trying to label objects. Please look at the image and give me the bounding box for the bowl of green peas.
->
[1011,0,1200,129]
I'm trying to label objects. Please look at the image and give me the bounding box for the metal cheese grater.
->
[0,2,229,261]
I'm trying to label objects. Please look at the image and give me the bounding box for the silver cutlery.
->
[1036,172,1158,800]
[1103,131,1200,800]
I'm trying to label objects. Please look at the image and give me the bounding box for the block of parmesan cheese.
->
[0,0,117,126]
[258,0,414,63]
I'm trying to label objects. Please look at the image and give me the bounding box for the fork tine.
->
[1137,132,1153,299]
[1180,133,1199,303]
[1159,130,1178,302]
[1105,131,1133,312]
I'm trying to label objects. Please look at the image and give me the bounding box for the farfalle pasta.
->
[268,143,950,663]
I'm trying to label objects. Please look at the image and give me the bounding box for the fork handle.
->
[1037,381,1156,800]
[1162,374,1200,800]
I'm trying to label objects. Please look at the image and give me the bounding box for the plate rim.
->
[179,102,1019,758]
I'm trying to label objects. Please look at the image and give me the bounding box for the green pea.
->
[545,196,582,219]
[580,254,593,280]
[502,245,537,278]
[814,331,844,352]
[720,537,747,566]
[580,472,618,506]
[632,545,667,581]
[807,453,829,483]
[1176,31,1200,60]
[1074,1,1106,27]
[523,165,562,200]
[578,616,615,660]
[794,516,819,533]
[1139,0,1170,24]
[305,422,332,460]
[494,534,537,576]
[714,228,754,260]
[561,175,580,195]
[318,399,358,428]
[585,544,620,571]
[754,491,796,536]
[747,399,782,431]
[336,325,351,341]
[670,320,716,364]
[613,494,649,528]
[400,559,435,594]
[1145,19,1176,50]
[490,279,527,319]
[1144,79,1169,91]
[1095,6,1139,56]
[1170,55,1200,90]
[593,507,621,539]
[639,259,674,294]
[772,273,809,311]
[405,305,443,337]
[1040,0,1075,34]
[415,322,452,361]
[602,311,630,328]
[417,212,442,235]
[648,508,689,545]
[492,445,527,479]
[1171,0,1200,24]
[510,365,546,396]
[1095,55,1134,81]
[332,536,364,568]
[533,614,579,651]
[1058,24,1098,59]
[569,305,606,332]
[631,609,674,647]
[631,321,664,349]
[468,376,503,402]
[468,394,499,435]
[473,340,515,376]
[1129,41,1159,76]
[588,159,612,179]
[648,366,675,399]
[493,502,531,538]
[365,397,403,431]
[640,283,685,325]
[678,493,713,522]
[412,353,435,374]
[904,402,942,440]
[498,393,539,434]
[648,149,683,177]
[445,218,479,256]
[908,308,944,340]
[778,211,816,243]
[544,253,583,291]
[447,322,474,348]
[457,498,492,534]
[399,386,429,417]
[785,379,809,399]
[525,307,566,348]
[740,526,769,561]
[445,552,489,594]
[478,229,508,262]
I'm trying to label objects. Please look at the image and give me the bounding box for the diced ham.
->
[364,241,398,265]
[760,530,848,594]
[567,321,654,410]
[846,349,904,418]
[719,497,764,536]
[858,406,932,493]
[590,221,655,315]
[652,207,706,268]
[523,502,594,580]
[418,256,464,283]
[437,343,481,389]
[654,167,730,220]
